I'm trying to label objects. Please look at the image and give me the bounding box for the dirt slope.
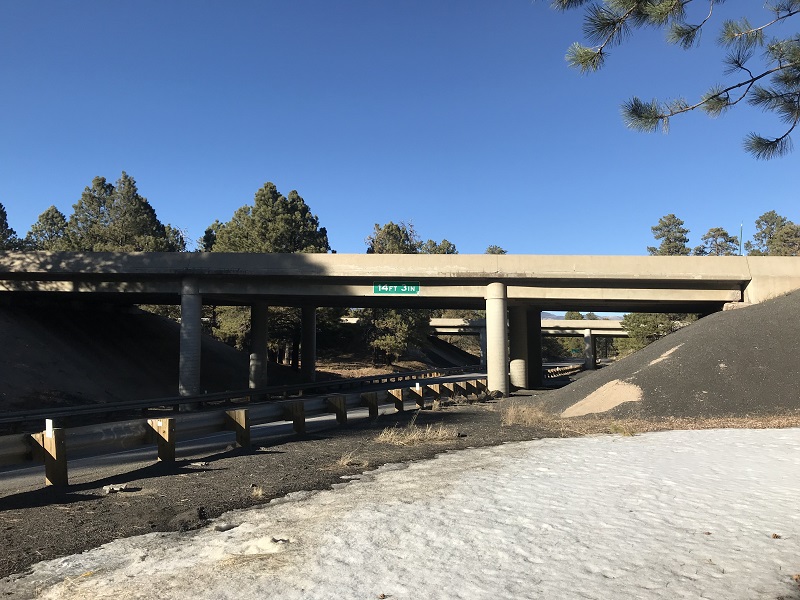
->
[544,290,800,418]
[0,305,254,412]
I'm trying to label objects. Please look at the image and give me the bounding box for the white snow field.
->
[5,428,800,600]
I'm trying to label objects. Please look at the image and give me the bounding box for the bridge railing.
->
[0,374,489,489]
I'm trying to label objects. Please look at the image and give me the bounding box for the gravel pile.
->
[544,291,800,419]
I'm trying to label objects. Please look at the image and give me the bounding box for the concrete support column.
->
[583,328,596,370]
[249,302,268,389]
[479,327,487,369]
[527,308,543,388]
[485,282,509,396]
[301,306,317,382]
[508,307,528,390]
[179,278,202,397]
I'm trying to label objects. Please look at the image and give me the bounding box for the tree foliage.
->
[620,312,697,352]
[208,182,332,352]
[745,210,792,255]
[485,245,507,254]
[362,222,458,364]
[24,206,68,251]
[693,227,740,256]
[211,183,330,253]
[648,213,691,256]
[0,203,20,251]
[553,0,800,158]
[63,172,185,251]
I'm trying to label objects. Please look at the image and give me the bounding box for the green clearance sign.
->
[373,282,421,295]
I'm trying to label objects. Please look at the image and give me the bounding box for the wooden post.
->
[37,420,68,487]
[389,388,404,412]
[285,401,305,434]
[225,409,251,448]
[443,382,456,398]
[408,383,425,409]
[326,395,347,425]
[428,383,441,401]
[360,392,379,419]
[148,418,176,462]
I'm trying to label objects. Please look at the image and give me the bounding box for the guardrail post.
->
[427,383,441,400]
[442,382,455,398]
[326,395,347,425]
[225,409,251,448]
[360,392,379,419]
[408,383,425,409]
[33,420,68,487]
[148,418,176,462]
[388,388,404,412]
[285,401,305,434]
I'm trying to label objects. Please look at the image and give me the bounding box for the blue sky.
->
[0,1,795,254]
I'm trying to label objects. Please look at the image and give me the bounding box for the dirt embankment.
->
[545,290,800,419]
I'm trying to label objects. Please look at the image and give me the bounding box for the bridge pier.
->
[583,328,596,370]
[179,278,202,401]
[509,307,528,389]
[249,301,269,389]
[486,282,509,396]
[527,308,543,388]
[301,306,316,382]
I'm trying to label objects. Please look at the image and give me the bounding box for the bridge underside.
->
[1,252,798,397]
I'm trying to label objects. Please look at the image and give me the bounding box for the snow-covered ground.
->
[5,428,800,600]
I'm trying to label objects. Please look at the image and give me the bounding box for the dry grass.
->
[498,400,800,438]
[376,411,460,446]
[250,484,264,499]
[336,451,369,468]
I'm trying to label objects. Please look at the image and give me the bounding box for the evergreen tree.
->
[0,202,20,250]
[693,227,740,256]
[648,214,691,256]
[485,245,507,255]
[209,182,331,353]
[769,223,800,255]
[420,239,458,254]
[745,211,791,255]
[25,206,68,250]
[552,1,800,158]
[365,221,421,254]
[64,173,184,251]
[213,183,329,253]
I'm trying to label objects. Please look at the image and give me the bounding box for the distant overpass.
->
[1,252,798,396]
[429,318,627,371]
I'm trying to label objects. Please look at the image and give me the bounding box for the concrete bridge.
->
[1,252,798,396]
[430,318,628,370]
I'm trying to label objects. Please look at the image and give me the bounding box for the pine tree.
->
[213,183,330,253]
[745,211,791,255]
[25,206,68,250]
[694,227,740,256]
[647,214,691,256]
[552,1,800,158]
[0,202,20,250]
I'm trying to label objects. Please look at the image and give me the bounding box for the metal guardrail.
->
[543,364,585,379]
[0,366,476,427]
[0,374,489,489]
